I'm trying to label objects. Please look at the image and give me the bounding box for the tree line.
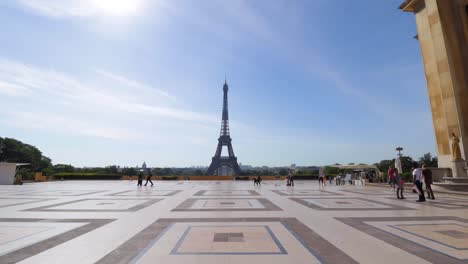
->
[0,137,438,179]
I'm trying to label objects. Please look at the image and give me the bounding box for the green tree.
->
[278,168,288,176]
[376,160,393,174]
[0,137,52,172]
[123,167,137,175]
[376,156,418,175]
[105,165,118,174]
[400,155,418,173]
[53,164,75,173]
[323,166,339,175]
[419,152,438,167]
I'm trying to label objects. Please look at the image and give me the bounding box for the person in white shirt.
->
[412,166,426,202]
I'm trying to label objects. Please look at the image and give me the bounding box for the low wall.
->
[189,176,233,181]
[122,175,287,181]
[35,172,48,182]
[429,167,452,182]
[53,174,121,180]
[38,175,290,182]
[0,163,16,185]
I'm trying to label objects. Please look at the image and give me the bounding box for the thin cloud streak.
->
[0,58,217,140]
[94,69,177,102]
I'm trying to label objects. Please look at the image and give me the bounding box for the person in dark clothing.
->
[412,166,426,202]
[422,165,434,200]
[137,172,143,187]
[144,171,154,187]
[253,176,261,186]
[289,174,294,186]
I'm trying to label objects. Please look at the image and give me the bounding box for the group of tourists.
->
[137,171,154,187]
[388,164,434,201]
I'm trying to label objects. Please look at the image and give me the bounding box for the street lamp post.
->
[396,147,403,157]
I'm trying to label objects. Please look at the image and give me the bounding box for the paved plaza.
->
[0,181,467,264]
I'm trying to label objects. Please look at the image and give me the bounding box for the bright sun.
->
[90,0,143,16]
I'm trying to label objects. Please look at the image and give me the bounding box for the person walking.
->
[388,166,395,191]
[412,166,426,202]
[254,176,261,186]
[422,165,435,200]
[394,169,405,199]
[137,171,143,187]
[144,171,154,187]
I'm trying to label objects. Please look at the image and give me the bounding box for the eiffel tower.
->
[206,79,241,176]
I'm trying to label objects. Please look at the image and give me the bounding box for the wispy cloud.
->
[95,69,176,102]
[0,58,216,140]
[14,0,100,18]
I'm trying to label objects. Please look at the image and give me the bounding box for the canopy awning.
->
[331,164,379,170]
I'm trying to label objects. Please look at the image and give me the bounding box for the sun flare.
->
[90,0,143,16]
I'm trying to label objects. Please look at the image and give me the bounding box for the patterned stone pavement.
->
[0,180,467,264]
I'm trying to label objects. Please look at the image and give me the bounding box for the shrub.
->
[52,173,121,180]
[161,176,178,180]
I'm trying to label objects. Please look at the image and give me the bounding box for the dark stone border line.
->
[382,197,468,210]
[0,218,114,264]
[193,190,260,196]
[106,190,182,197]
[22,198,162,212]
[290,197,414,211]
[0,198,56,208]
[172,198,282,211]
[271,190,343,196]
[342,189,418,196]
[96,217,358,264]
[17,190,106,196]
[336,216,468,264]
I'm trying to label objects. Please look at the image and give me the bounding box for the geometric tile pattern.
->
[290,197,412,211]
[172,226,285,254]
[213,232,245,242]
[342,189,405,195]
[0,218,113,264]
[19,190,105,196]
[194,190,260,196]
[0,198,55,208]
[0,181,467,264]
[336,217,468,263]
[172,198,282,211]
[400,197,468,209]
[23,198,162,212]
[271,189,342,196]
[96,218,358,264]
[107,190,182,196]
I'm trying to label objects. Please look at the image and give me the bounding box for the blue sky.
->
[0,0,436,167]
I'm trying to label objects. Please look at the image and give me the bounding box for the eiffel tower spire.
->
[206,79,241,176]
